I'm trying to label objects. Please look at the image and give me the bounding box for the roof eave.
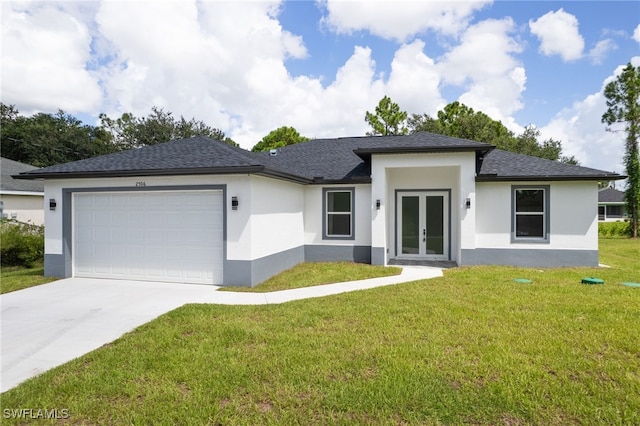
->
[256,168,314,184]
[312,176,372,185]
[476,174,626,182]
[0,190,45,196]
[354,145,494,160]
[13,166,267,180]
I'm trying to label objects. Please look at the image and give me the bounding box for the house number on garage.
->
[135,181,146,187]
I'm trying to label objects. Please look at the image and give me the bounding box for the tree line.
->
[0,104,237,168]
[1,99,578,167]
[365,96,578,164]
[1,99,578,168]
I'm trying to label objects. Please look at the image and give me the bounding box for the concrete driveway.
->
[1,266,442,393]
[1,278,220,393]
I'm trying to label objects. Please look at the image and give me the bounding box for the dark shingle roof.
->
[1,158,44,193]
[476,149,621,181]
[16,136,262,176]
[257,133,491,182]
[598,187,625,203]
[15,133,623,184]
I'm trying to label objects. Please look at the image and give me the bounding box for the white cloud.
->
[0,2,102,114]
[1,0,531,149]
[540,57,640,175]
[438,18,525,128]
[385,40,445,116]
[319,0,491,40]
[233,45,385,144]
[633,24,640,43]
[529,8,584,61]
[588,39,617,65]
[541,93,623,174]
[9,0,630,164]
[92,0,316,144]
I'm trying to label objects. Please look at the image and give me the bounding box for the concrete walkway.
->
[1,266,442,393]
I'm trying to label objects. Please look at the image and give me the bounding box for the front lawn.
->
[0,263,57,294]
[219,261,402,292]
[1,239,638,424]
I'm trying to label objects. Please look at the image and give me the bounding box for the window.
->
[512,186,549,242]
[607,205,624,218]
[323,188,354,239]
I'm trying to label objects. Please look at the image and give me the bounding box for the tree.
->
[365,96,408,136]
[251,126,309,152]
[99,106,237,150]
[408,101,577,164]
[1,104,117,167]
[602,62,640,238]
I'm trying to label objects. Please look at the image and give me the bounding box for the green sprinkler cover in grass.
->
[581,277,605,285]
[514,278,532,283]
[621,282,640,288]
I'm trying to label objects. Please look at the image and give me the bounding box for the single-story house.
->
[598,187,627,221]
[1,157,45,225]
[15,133,623,287]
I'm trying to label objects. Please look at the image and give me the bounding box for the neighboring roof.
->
[14,133,624,184]
[1,157,44,193]
[598,187,625,203]
[476,149,622,182]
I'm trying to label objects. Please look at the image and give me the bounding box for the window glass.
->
[328,214,351,236]
[607,205,623,217]
[328,191,351,212]
[514,188,547,240]
[515,189,544,212]
[516,215,544,238]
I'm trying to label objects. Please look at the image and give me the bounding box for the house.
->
[15,133,623,287]
[598,187,627,221]
[1,157,45,225]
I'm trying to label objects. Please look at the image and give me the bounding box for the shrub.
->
[0,220,45,267]
[598,221,632,238]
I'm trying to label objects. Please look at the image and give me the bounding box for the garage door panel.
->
[73,190,223,284]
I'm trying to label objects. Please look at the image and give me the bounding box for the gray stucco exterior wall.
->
[460,248,598,267]
[304,245,371,263]
[224,246,305,287]
[44,254,66,278]
[371,247,386,265]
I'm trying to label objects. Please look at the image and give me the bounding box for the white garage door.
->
[73,190,223,284]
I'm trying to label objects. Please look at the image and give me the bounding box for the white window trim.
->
[511,185,550,244]
[322,187,355,240]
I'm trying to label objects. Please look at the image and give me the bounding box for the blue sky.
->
[1,1,639,174]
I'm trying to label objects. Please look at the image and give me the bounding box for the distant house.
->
[598,187,626,222]
[1,158,45,225]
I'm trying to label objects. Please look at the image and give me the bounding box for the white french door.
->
[397,191,449,260]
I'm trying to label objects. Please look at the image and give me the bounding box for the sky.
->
[1,0,639,176]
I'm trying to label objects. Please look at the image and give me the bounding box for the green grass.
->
[220,261,402,292]
[1,239,639,425]
[0,263,57,294]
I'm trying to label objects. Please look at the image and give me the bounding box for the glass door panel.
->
[425,195,444,255]
[401,196,419,254]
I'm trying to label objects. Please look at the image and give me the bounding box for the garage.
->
[73,190,224,285]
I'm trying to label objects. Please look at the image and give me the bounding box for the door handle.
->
[422,229,426,242]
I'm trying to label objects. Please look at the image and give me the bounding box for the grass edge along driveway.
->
[1,238,638,424]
